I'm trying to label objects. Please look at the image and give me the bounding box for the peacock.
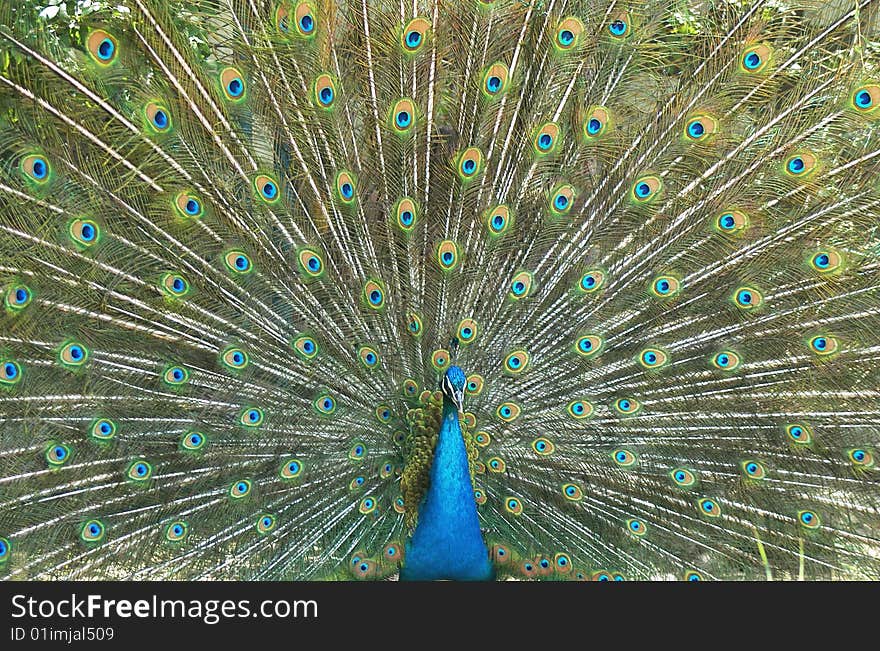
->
[0,0,879,583]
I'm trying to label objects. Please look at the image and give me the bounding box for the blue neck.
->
[400,399,494,581]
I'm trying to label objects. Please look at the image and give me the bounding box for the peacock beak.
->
[453,389,464,413]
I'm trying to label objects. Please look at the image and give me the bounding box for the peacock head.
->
[441,365,466,413]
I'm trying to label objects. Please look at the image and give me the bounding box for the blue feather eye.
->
[256,514,277,534]
[487,456,507,474]
[335,170,357,203]
[456,147,483,180]
[174,191,203,219]
[608,13,630,38]
[315,74,336,108]
[363,279,385,309]
[852,85,880,112]
[160,273,190,298]
[503,350,529,375]
[280,458,303,480]
[86,30,118,65]
[733,286,763,310]
[181,430,207,452]
[714,209,749,234]
[21,154,51,183]
[670,468,696,487]
[566,400,594,419]
[165,520,189,542]
[358,496,377,514]
[810,250,842,273]
[798,510,821,529]
[784,152,818,177]
[145,103,172,133]
[685,115,718,141]
[554,17,584,51]
[375,404,392,423]
[81,520,106,543]
[613,397,641,415]
[504,497,523,515]
[482,62,509,97]
[575,334,604,359]
[741,460,767,479]
[785,423,813,445]
[401,17,430,53]
[90,418,117,441]
[495,402,519,422]
[69,219,101,247]
[627,518,647,536]
[1,537,12,563]
[711,350,741,371]
[229,479,252,499]
[532,437,554,456]
[395,197,418,231]
[163,365,189,386]
[292,335,319,360]
[224,250,253,274]
[292,2,316,37]
[1,360,22,385]
[485,204,512,236]
[631,175,662,202]
[220,347,249,371]
[549,184,576,216]
[59,341,89,368]
[562,482,583,501]
[578,269,606,293]
[240,407,265,427]
[613,449,637,467]
[254,174,280,203]
[358,346,380,369]
[508,271,534,300]
[126,459,153,482]
[220,68,246,101]
[533,122,560,155]
[684,571,703,581]
[638,347,668,369]
[808,334,838,356]
[391,98,416,133]
[436,241,460,271]
[740,44,771,72]
[349,441,367,461]
[314,394,337,415]
[698,498,721,517]
[46,443,71,467]
[847,448,875,468]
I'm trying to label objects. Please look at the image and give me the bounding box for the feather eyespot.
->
[685,571,703,581]
[46,443,71,467]
[579,269,606,293]
[21,153,52,185]
[567,400,594,419]
[395,198,418,232]
[86,29,118,65]
[363,280,385,309]
[358,497,377,514]
[847,448,874,468]
[126,459,153,482]
[240,407,265,427]
[685,114,718,141]
[486,204,512,236]
[562,483,583,501]
[181,430,207,452]
[613,449,637,467]
[583,106,610,139]
[165,521,189,542]
[220,68,246,101]
[808,334,838,356]
[698,498,721,517]
[740,44,771,72]
[651,275,682,298]
[711,350,741,371]
[390,98,416,134]
[401,18,430,53]
[5,284,32,312]
[550,184,576,216]
[456,147,483,180]
[145,103,172,133]
[229,479,252,499]
[256,514,276,535]
[852,85,880,113]
[436,240,460,271]
[714,210,748,234]
[487,457,507,473]
[554,17,584,51]
[575,334,604,359]
[670,468,696,487]
[627,518,647,536]
[504,497,523,515]
[608,12,631,38]
[533,122,560,155]
[162,365,189,386]
[254,174,281,203]
[430,349,450,371]
[482,62,509,98]
[291,2,317,38]
[0,360,22,385]
[638,347,668,369]
[405,312,423,336]
[89,418,117,441]
[509,271,534,300]
[224,250,253,275]
[784,152,817,177]
[335,171,357,204]
[221,347,249,371]
[613,397,641,415]
[741,460,767,479]
[59,341,89,368]
[785,423,813,445]
[81,520,106,543]
[496,402,520,422]
[160,273,190,298]
[349,441,367,461]
[733,286,763,310]
[314,394,337,415]
[280,458,303,480]
[798,509,820,529]
[810,250,842,274]
[532,437,554,456]
[175,191,204,219]
[69,219,101,247]
[504,350,529,374]
[474,431,490,447]
[631,175,662,202]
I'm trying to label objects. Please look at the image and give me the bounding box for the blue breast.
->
[400,401,494,581]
